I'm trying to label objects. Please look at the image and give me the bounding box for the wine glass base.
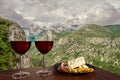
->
[12,71,30,79]
[36,69,52,77]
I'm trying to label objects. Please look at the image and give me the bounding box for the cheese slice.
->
[68,57,86,68]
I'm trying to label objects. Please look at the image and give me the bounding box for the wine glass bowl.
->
[35,41,53,54]
[35,31,54,76]
[10,41,31,79]
[10,41,31,55]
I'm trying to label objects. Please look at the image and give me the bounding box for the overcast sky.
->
[0,0,120,27]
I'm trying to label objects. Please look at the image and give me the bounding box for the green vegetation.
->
[29,24,120,75]
[0,17,15,70]
[104,24,120,38]
[0,17,120,75]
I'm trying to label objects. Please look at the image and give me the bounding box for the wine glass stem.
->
[20,55,23,76]
[43,54,45,70]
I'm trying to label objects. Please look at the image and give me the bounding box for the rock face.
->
[9,22,26,41]
[8,22,32,68]
[29,24,120,75]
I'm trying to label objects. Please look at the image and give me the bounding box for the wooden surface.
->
[0,65,120,80]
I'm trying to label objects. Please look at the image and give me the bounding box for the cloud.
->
[105,0,120,9]
[113,8,120,24]
[85,3,120,25]
[0,0,31,27]
[19,0,63,23]
[17,0,105,23]
[0,0,120,26]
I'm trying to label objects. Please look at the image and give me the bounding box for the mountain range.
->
[29,24,120,75]
[0,17,120,75]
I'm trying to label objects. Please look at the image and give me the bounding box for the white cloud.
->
[105,0,120,9]
[24,16,35,21]
[1,0,120,26]
[86,3,120,25]
[0,0,32,27]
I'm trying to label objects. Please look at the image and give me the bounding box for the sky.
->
[0,0,120,27]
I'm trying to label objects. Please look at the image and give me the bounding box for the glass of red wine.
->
[10,41,31,79]
[35,30,53,76]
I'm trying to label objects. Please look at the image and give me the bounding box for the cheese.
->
[68,57,86,68]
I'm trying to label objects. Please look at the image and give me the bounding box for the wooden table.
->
[0,64,120,80]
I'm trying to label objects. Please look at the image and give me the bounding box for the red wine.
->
[10,41,31,55]
[35,41,53,54]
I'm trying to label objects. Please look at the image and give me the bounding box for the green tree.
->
[0,17,15,70]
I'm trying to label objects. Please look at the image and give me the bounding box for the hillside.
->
[0,17,31,70]
[29,24,120,75]
[104,24,120,38]
[0,17,15,70]
[1,17,120,75]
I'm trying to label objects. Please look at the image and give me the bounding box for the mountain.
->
[0,17,32,70]
[0,17,15,70]
[104,24,120,38]
[29,24,120,75]
[1,17,119,75]
[69,24,112,38]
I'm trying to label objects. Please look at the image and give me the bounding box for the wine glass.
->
[35,30,54,76]
[10,41,31,79]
